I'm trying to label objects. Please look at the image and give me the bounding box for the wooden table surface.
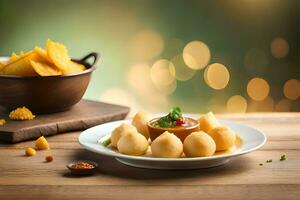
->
[0,113,299,200]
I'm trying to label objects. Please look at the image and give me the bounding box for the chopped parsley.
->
[153,107,184,128]
[266,159,272,163]
[259,163,263,166]
[101,137,111,147]
[280,155,287,161]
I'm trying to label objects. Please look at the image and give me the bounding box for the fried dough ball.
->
[117,132,149,156]
[151,131,183,158]
[199,112,220,133]
[132,112,150,139]
[209,126,236,151]
[183,131,216,157]
[25,147,36,156]
[111,123,137,147]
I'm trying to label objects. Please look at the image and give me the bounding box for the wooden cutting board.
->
[0,100,129,143]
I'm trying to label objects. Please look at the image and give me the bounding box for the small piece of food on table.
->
[110,123,137,147]
[45,155,53,162]
[35,136,50,150]
[46,39,86,74]
[117,132,149,156]
[208,126,236,151]
[151,131,183,158]
[0,119,6,126]
[199,112,221,133]
[280,155,287,161]
[132,112,150,139]
[25,147,36,156]
[266,159,272,163]
[183,131,216,157]
[9,106,35,120]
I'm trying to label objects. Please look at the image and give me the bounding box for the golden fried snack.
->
[199,112,220,133]
[132,112,150,139]
[0,119,6,126]
[25,147,36,156]
[151,131,183,158]
[46,39,85,74]
[0,62,5,72]
[117,132,149,156]
[30,60,62,76]
[209,126,236,151]
[34,46,53,63]
[183,131,216,157]
[9,106,35,120]
[111,123,137,147]
[2,51,39,76]
[35,136,50,150]
[9,52,19,63]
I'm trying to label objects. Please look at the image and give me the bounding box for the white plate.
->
[78,114,266,169]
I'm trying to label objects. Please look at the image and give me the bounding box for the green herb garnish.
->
[280,155,286,161]
[101,137,111,147]
[155,107,183,128]
[266,159,272,163]
[259,163,263,166]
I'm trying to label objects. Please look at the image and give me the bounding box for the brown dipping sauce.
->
[147,117,200,142]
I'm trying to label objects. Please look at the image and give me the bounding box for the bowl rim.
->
[0,54,96,79]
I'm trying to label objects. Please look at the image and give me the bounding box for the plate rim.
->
[78,116,267,162]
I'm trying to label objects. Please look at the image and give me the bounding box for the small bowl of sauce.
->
[67,160,98,175]
[147,107,199,142]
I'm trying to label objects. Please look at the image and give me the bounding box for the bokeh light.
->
[183,41,211,70]
[151,59,175,87]
[129,30,164,61]
[271,37,289,59]
[283,79,300,100]
[226,95,247,113]
[204,63,230,90]
[127,62,152,94]
[247,77,270,101]
[275,99,292,112]
[248,96,274,112]
[170,54,196,81]
[100,87,140,116]
[244,48,268,74]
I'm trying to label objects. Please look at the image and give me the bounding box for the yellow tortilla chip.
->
[34,46,52,63]
[30,60,62,76]
[46,39,85,74]
[0,62,5,73]
[9,52,19,63]
[2,51,39,76]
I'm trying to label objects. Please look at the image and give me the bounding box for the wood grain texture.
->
[0,113,299,200]
[0,100,129,143]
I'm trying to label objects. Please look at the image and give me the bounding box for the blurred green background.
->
[0,0,299,115]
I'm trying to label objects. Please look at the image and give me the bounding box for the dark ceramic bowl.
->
[0,53,99,114]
